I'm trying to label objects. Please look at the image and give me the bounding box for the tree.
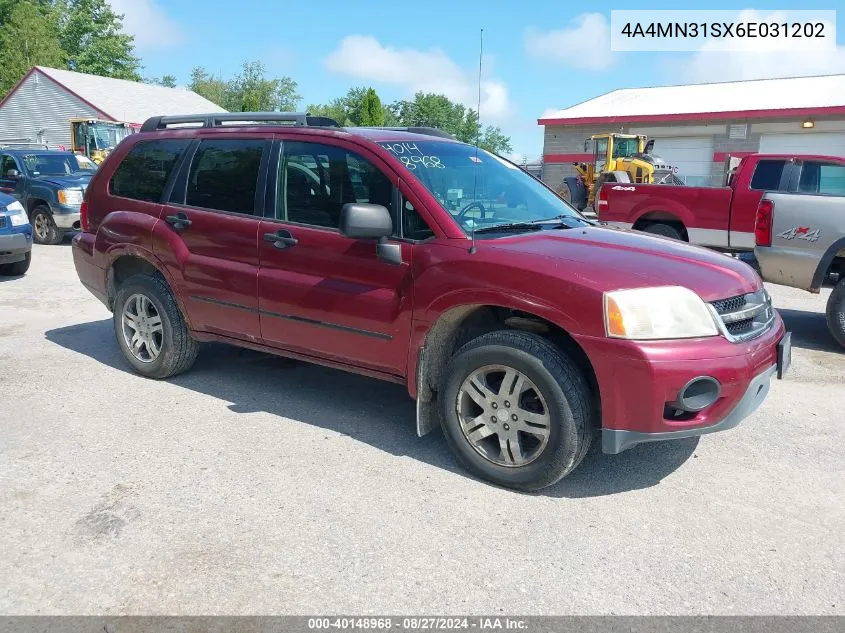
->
[227,61,300,112]
[479,126,513,155]
[391,92,512,154]
[359,88,384,126]
[146,74,177,88]
[0,2,65,95]
[309,87,393,127]
[189,67,228,107]
[188,62,300,112]
[57,0,141,81]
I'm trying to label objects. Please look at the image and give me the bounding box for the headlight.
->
[604,286,719,340]
[4,200,29,227]
[58,189,83,205]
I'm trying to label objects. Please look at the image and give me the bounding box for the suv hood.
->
[486,225,760,302]
[33,173,92,189]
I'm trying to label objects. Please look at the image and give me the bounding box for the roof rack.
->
[358,126,457,140]
[140,112,340,133]
[0,142,49,150]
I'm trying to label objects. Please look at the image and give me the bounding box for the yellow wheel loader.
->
[69,119,135,164]
[558,133,683,212]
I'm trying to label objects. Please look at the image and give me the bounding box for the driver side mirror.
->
[339,203,402,265]
[5,169,20,179]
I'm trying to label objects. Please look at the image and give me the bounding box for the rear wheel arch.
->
[415,304,600,436]
[106,254,191,328]
[810,239,845,292]
[633,211,689,241]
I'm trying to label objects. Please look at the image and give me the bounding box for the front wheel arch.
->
[414,304,600,437]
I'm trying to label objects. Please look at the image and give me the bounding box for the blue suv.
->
[0,147,93,244]
[0,191,32,276]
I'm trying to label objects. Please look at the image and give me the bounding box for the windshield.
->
[380,140,582,234]
[23,153,87,176]
[612,137,639,158]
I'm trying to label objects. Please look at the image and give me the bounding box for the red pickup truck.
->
[597,154,845,251]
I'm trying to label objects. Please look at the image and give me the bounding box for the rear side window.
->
[110,139,189,202]
[749,160,786,191]
[798,162,845,196]
[185,139,264,214]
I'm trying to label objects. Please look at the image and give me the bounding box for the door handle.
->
[263,229,298,250]
[165,212,192,230]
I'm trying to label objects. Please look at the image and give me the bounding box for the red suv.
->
[72,113,790,490]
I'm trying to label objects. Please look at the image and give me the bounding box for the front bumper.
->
[575,313,786,453]
[602,364,776,453]
[0,231,32,263]
[52,208,81,230]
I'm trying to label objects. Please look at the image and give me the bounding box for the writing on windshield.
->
[385,140,580,234]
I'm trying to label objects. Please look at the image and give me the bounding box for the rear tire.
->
[0,251,31,276]
[439,330,593,491]
[642,222,683,241]
[113,273,199,378]
[826,279,845,349]
[31,205,63,245]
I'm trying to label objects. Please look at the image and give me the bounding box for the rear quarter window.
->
[109,139,190,202]
[749,160,787,191]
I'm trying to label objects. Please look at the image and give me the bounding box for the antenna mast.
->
[469,28,483,255]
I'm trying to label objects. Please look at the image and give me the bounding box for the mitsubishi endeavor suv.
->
[71,113,789,490]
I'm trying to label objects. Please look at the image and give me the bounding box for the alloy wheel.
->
[456,364,551,467]
[33,213,49,241]
[121,293,163,363]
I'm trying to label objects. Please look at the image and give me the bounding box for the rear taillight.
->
[755,199,774,247]
[597,186,609,214]
[80,200,89,233]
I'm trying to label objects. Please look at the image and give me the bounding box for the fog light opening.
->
[673,376,721,413]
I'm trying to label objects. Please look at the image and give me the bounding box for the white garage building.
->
[539,74,845,189]
[0,66,224,150]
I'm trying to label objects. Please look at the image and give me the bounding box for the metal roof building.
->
[0,66,225,150]
[539,74,845,189]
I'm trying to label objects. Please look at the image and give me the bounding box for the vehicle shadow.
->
[778,308,841,354]
[45,319,697,498]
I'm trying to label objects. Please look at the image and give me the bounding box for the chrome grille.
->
[710,289,775,342]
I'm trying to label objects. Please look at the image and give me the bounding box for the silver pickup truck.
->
[754,157,845,348]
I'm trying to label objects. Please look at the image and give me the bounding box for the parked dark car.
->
[72,113,789,490]
[0,191,32,276]
[0,147,92,244]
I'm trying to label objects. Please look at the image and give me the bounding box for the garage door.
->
[759,132,845,157]
[648,137,714,186]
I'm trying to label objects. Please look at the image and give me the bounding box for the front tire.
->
[113,274,199,379]
[30,205,63,245]
[0,251,31,276]
[439,330,593,491]
[826,279,845,349]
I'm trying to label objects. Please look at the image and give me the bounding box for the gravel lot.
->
[0,242,842,615]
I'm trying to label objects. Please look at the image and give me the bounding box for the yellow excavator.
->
[558,133,682,212]
[69,118,135,164]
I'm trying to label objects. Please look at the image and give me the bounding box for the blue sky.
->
[113,0,845,158]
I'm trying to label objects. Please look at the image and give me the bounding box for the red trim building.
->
[539,74,845,189]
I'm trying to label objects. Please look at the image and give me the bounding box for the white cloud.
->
[323,35,512,121]
[525,13,617,71]
[109,0,185,51]
[674,9,845,82]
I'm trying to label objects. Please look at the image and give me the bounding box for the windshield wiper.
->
[529,214,592,227]
[472,222,542,234]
